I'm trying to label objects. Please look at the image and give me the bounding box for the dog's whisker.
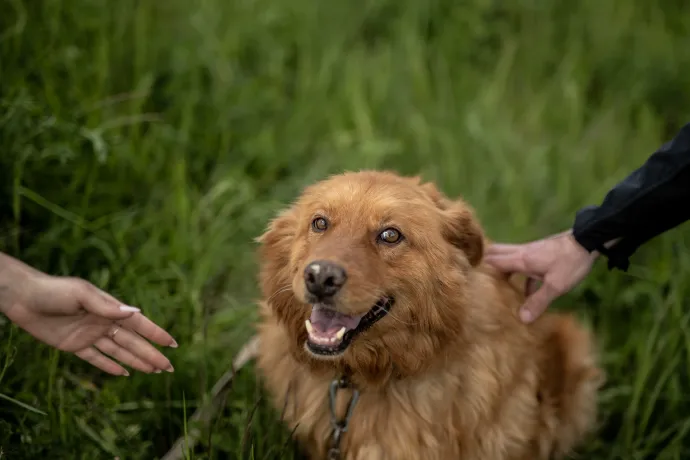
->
[266,284,292,303]
[363,290,416,327]
[383,305,416,327]
[384,312,416,327]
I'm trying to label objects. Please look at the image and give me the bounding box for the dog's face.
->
[257,171,486,382]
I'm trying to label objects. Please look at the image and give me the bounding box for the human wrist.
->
[0,253,32,315]
[574,236,600,263]
[567,225,619,258]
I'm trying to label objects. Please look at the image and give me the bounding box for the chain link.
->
[326,376,359,460]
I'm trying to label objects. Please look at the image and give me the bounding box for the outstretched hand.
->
[1,254,177,376]
[484,230,599,323]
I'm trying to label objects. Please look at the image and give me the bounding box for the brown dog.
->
[254,170,603,460]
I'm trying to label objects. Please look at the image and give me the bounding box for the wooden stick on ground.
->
[161,334,260,460]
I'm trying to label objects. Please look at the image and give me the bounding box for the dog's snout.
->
[304,260,347,298]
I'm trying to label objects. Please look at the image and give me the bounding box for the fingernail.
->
[122,370,130,376]
[154,370,162,374]
[166,364,175,373]
[169,339,178,348]
[519,309,533,323]
[119,305,140,313]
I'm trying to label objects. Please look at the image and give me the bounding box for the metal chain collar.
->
[326,375,360,460]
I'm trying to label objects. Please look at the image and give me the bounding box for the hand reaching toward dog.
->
[0,253,177,376]
[484,230,599,323]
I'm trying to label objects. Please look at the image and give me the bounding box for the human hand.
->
[484,230,599,323]
[0,254,177,376]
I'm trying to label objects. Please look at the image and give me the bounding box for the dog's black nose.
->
[304,260,347,299]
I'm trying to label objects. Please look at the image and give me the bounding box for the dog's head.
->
[256,170,487,383]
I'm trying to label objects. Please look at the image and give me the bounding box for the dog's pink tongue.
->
[310,306,362,334]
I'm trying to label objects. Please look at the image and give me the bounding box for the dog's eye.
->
[311,217,329,232]
[378,228,403,244]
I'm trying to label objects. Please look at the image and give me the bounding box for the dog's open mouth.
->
[304,297,394,356]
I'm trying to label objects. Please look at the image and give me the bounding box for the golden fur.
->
[254,170,603,460]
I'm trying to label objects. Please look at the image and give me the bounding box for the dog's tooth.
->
[335,327,346,340]
[305,320,313,334]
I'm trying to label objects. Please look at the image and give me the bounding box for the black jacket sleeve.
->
[572,122,690,271]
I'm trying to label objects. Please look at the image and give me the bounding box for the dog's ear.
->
[255,205,308,349]
[440,202,485,266]
[419,181,485,267]
[255,207,297,247]
[255,206,299,295]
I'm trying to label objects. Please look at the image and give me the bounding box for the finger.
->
[74,347,129,376]
[485,243,524,256]
[484,253,540,278]
[74,279,140,320]
[111,325,174,372]
[122,312,177,348]
[94,337,158,374]
[518,283,560,323]
[525,277,541,296]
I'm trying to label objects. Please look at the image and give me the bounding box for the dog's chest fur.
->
[256,312,543,460]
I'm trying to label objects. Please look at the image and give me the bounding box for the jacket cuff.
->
[571,205,604,253]
[572,205,631,272]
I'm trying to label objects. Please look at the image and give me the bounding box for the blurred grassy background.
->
[1,0,690,458]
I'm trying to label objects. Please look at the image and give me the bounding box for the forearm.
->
[0,252,33,314]
[572,123,690,271]
[0,253,17,314]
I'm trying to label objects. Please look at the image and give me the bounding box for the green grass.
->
[1,0,690,458]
